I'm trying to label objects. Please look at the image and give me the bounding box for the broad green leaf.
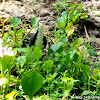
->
[81,64,90,72]
[31,17,40,27]
[61,11,68,20]
[10,17,19,26]
[0,57,7,75]
[2,55,15,70]
[42,60,54,73]
[16,29,25,36]
[89,49,97,56]
[26,54,35,64]
[65,24,75,36]
[73,38,84,48]
[56,17,66,28]
[51,42,62,52]
[33,47,43,60]
[21,71,43,98]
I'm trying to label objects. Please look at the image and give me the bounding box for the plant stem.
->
[7,70,11,93]
[23,26,34,41]
[14,26,17,43]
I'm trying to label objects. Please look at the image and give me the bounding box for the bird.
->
[29,20,47,50]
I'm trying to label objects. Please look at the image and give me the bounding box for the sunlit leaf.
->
[2,55,15,70]
[10,17,19,26]
[33,47,43,60]
[57,17,66,28]
[65,24,75,36]
[81,13,88,19]
[42,60,54,73]
[73,38,84,48]
[93,69,99,74]
[31,17,40,27]
[61,11,68,20]
[6,91,17,100]
[21,71,43,98]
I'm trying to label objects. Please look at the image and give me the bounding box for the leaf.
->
[56,17,66,28]
[2,55,15,71]
[21,71,43,98]
[65,24,75,36]
[81,64,90,72]
[31,17,40,27]
[33,47,43,60]
[70,49,76,59]
[26,54,35,64]
[42,60,54,73]
[10,17,19,26]
[61,11,68,20]
[14,48,29,53]
[73,38,84,48]
[51,42,62,52]
[0,58,7,75]
[93,69,99,74]
[81,13,88,19]
[16,29,25,36]
[89,49,97,56]
[6,91,17,99]
[16,56,26,67]
[97,63,100,70]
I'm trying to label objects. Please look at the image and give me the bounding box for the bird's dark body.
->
[29,30,47,48]
[29,31,38,46]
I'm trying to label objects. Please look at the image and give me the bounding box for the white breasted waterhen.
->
[29,20,47,49]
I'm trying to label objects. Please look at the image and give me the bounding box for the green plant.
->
[0,0,100,99]
[0,40,15,98]
[3,17,39,48]
[56,1,88,38]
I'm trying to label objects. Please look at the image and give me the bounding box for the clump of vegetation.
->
[0,0,100,99]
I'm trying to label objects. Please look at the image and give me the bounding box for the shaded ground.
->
[0,0,100,65]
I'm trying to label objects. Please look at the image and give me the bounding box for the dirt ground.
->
[0,0,100,66]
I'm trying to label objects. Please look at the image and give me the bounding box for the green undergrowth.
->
[0,0,100,100]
